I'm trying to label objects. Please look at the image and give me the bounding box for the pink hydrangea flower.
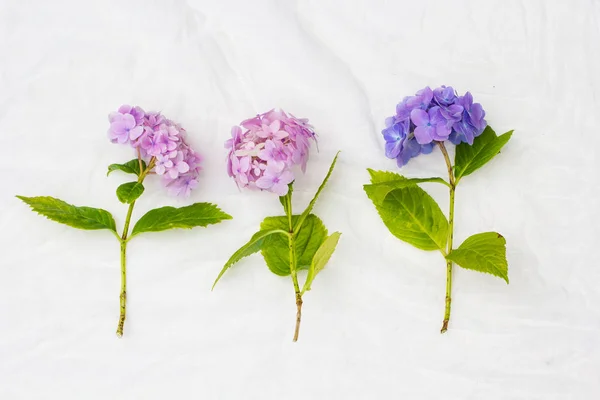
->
[108,105,202,197]
[225,109,317,196]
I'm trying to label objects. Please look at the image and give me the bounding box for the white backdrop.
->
[1,0,599,399]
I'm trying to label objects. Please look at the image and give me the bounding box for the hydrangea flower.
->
[225,109,317,196]
[382,86,487,166]
[107,105,202,196]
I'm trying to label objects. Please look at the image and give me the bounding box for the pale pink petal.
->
[168,169,179,179]
[271,181,289,196]
[177,162,190,173]
[278,170,294,185]
[129,126,144,140]
[239,156,250,172]
[269,120,281,133]
[255,176,273,189]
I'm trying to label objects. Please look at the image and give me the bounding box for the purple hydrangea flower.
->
[108,113,144,144]
[411,107,451,144]
[406,86,433,110]
[167,175,198,197]
[108,105,203,197]
[433,86,457,106]
[381,86,487,167]
[255,167,294,196]
[226,109,317,196]
[452,92,487,145]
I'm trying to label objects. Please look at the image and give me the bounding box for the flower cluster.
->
[108,105,202,197]
[225,109,317,196]
[382,86,487,167]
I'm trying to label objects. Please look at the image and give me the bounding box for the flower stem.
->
[116,238,127,337]
[115,157,155,338]
[438,142,455,334]
[284,191,302,341]
[116,201,135,338]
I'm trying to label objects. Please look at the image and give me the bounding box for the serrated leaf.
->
[446,232,509,283]
[17,195,116,232]
[367,168,404,184]
[131,202,232,237]
[371,186,448,251]
[212,228,289,289]
[107,159,147,177]
[293,152,339,233]
[260,214,327,276]
[454,126,513,182]
[364,169,450,207]
[364,178,449,206]
[302,232,341,294]
[116,182,145,204]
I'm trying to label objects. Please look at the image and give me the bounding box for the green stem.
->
[284,191,302,342]
[116,157,155,338]
[438,142,455,334]
[116,201,134,338]
[116,239,127,337]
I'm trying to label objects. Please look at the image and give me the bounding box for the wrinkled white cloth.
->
[1,0,599,399]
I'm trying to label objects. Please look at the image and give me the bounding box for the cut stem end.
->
[293,294,303,342]
[440,320,449,333]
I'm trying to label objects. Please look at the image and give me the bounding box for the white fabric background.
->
[1,0,599,398]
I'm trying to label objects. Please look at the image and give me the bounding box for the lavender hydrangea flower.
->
[225,109,317,196]
[381,86,487,166]
[451,92,487,145]
[255,167,295,196]
[411,107,451,144]
[108,114,143,144]
[108,105,202,197]
[433,86,457,106]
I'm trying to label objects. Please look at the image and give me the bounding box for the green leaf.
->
[302,232,341,294]
[293,152,339,233]
[454,126,513,182]
[371,186,448,251]
[212,228,289,289]
[367,168,404,184]
[364,170,449,250]
[364,178,449,206]
[364,169,450,207]
[107,159,147,177]
[131,202,232,237]
[447,232,509,283]
[260,214,328,276]
[17,195,116,232]
[116,182,145,204]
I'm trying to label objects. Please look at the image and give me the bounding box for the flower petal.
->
[129,126,144,141]
[255,176,273,189]
[269,120,281,133]
[410,109,429,127]
[414,126,433,144]
[271,181,289,196]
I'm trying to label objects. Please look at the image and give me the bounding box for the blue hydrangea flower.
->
[451,92,487,145]
[382,86,487,167]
